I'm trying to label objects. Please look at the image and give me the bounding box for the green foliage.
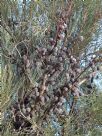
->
[46,92,102,136]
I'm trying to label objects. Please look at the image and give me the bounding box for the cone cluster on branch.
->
[2,0,101,134]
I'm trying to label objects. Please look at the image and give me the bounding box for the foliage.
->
[1,0,102,136]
